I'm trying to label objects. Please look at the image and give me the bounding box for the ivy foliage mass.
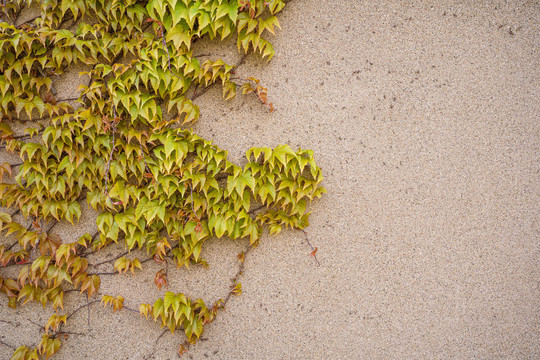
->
[0,0,325,358]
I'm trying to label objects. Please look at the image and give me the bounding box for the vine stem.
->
[300,229,320,265]
[122,306,138,313]
[159,27,183,81]
[89,250,130,267]
[174,242,253,355]
[88,272,115,276]
[189,184,201,222]
[155,329,168,346]
[9,208,20,217]
[51,298,136,342]
[66,300,100,321]
[86,294,90,329]
[223,244,251,305]
[46,219,59,234]
[0,260,28,268]
[139,142,150,175]
[53,299,100,339]
[6,239,18,251]
[247,204,265,216]
[103,108,118,203]
[57,97,80,102]
[58,331,85,336]
[26,319,43,330]
[0,340,16,350]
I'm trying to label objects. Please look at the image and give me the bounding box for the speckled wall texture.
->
[1,1,539,359]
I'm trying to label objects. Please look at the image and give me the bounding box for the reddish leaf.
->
[154,269,167,290]
[178,344,187,356]
[0,163,12,181]
[39,234,62,256]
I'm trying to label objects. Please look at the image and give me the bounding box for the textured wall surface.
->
[1,1,539,359]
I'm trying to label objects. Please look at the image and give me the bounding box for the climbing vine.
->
[0,0,325,358]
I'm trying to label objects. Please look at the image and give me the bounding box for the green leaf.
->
[153,298,165,320]
[164,135,176,159]
[66,202,81,224]
[184,316,202,340]
[164,291,176,312]
[96,212,112,232]
[20,143,42,160]
[167,25,192,50]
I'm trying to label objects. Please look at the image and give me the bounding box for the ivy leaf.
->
[101,295,124,312]
[167,25,192,50]
[139,303,152,319]
[20,143,42,160]
[216,2,238,23]
[44,314,67,334]
[65,202,82,225]
[80,275,100,297]
[114,257,142,274]
[39,234,62,257]
[0,162,12,182]
[47,287,64,311]
[37,334,61,359]
[258,16,280,36]
[164,291,176,312]
[0,122,13,139]
[153,298,164,320]
[163,135,177,159]
[11,346,38,360]
[232,282,242,295]
[114,257,128,274]
[184,316,203,341]
[154,269,167,290]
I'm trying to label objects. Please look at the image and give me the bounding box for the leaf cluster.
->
[0,213,98,310]
[10,334,60,360]
[0,0,325,357]
[140,291,214,343]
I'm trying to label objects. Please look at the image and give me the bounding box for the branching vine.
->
[0,0,325,358]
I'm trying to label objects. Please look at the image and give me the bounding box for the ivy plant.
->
[0,0,325,358]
